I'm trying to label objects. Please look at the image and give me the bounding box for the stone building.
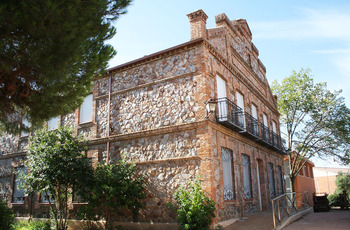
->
[0,10,286,226]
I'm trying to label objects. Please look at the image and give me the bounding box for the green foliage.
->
[335,172,350,195]
[81,160,146,230]
[327,193,339,207]
[21,126,93,230]
[0,201,14,230]
[12,220,50,230]
[170,180,216,230]
[271,69,350,190]
[0,0,132,133]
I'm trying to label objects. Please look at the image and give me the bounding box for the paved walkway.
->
[224,208,350,230]
[283,209,350,230]
[225,211,274,230]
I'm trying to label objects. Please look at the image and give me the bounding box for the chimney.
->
[187,9,208,40]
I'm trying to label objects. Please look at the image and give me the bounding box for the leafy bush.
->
[170,180,216,230]
[12,220,50,230]
[327,193,339,207]
[0,201,14,230]
[80,160,146,230]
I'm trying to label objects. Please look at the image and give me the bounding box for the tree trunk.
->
[290,175,296,193]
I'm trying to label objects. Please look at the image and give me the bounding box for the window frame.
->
[48,116,59,131]
[222,147,236,201]
[268,162,276,198]
[277,165,284,195]
[79,94,93,124]
[12,166,26,204]
[242,154,253,199]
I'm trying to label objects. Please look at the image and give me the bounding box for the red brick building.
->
[314,167,350,195]
[0,10,286,227]
[294,160,316,206]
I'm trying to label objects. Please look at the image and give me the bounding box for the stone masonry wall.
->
[109,76,199,135]
[109,130,199,163]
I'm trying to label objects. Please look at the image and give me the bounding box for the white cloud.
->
[252,8,350,41]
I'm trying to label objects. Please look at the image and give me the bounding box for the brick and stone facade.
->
[0,9,286,226]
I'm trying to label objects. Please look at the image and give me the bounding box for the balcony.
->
[212,97,286,155]
[215,98,244,131]
[259,123,271,146]
[271,131,281,149]
[241,113,260,140]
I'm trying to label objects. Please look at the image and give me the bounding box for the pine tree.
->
[0,0,131,133]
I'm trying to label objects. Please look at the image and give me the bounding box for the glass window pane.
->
[21,118,30,137]
[13,167,26,203]
[277,166,284,195]
[48,117,59,130]
[40,190,55,203]
[79,94,93,124]
[242,154,252,199]
[222,148,235,200]
[269,163,276,197]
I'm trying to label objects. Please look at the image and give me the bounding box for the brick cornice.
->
[95,71,198,100]
[0,152,26,160]
[104,39,204,77]
[87,120,208,146]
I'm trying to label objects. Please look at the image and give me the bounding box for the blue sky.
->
[107,0,350,167]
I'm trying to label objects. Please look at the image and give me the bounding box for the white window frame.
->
[236,91,245,127]
[79,94,93,124]
[272,121,277,134]
[21,118,30,137]
[48,117,59,131]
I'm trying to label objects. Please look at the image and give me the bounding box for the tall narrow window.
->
[251,104,257,120]
[12,167,26,203]
[236,92,245,127]
[21,118,30,137]
[242,154,252,199]
[79,94,93,124]
[251,104,258,134]
[277,165,284,195]
[48,117,59,130]
[222,147,235,200]
[272,121,277,133]
[263,114,268,127]
[40,190,55,203]
[268,162,276,197]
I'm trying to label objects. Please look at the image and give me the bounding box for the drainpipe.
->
[106,75,112,164]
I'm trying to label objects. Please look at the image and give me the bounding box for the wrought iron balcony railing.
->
[260,123,271,145]
[244,113,260,139]
[215,98,244,131]
[271,131,281,149]
[212,97,286,155]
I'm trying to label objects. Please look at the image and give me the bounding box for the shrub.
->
[170,180,216,230]
[0,201,14,230]
[327,193,339,207]
[12,220,50,230]
[80,160,146,230]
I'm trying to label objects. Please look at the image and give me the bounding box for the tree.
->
[0,0,131,133]
[169,180,216,230]
[80,160,146,230]
[21,126,93,230]
[271,69,350,192]
[335,172,350,195]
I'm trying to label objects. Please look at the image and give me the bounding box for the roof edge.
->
[106,38,205,75]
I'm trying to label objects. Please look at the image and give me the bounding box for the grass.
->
[12,220,50,230]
